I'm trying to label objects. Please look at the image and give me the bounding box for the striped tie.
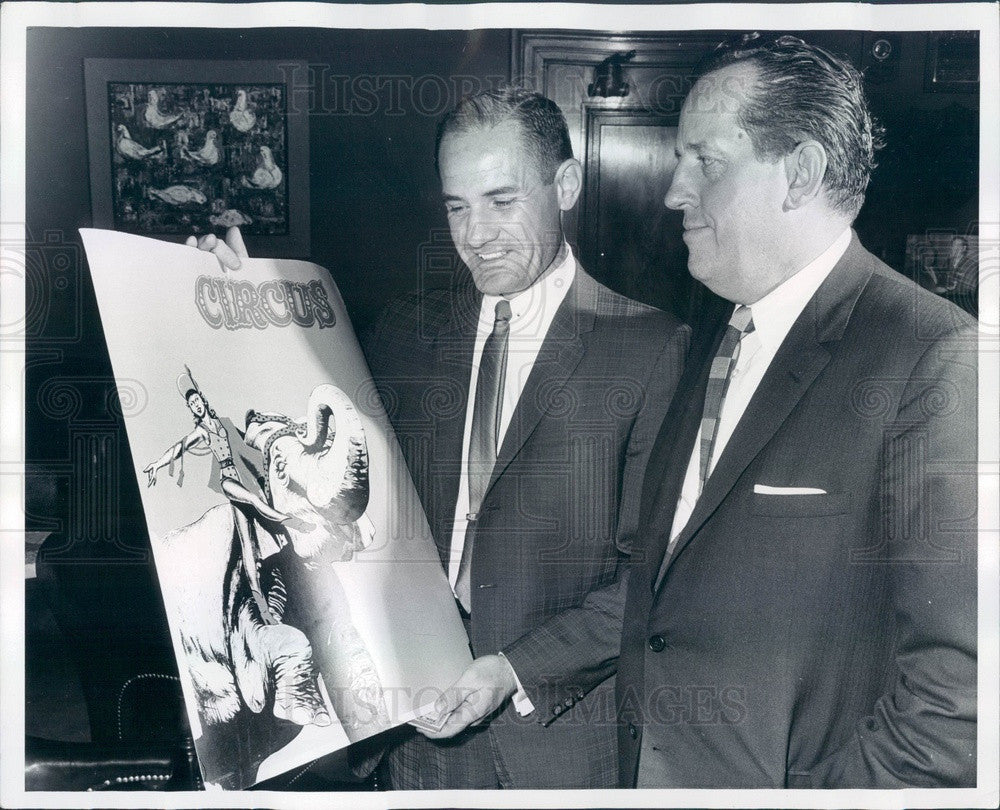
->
[699,305,754,491]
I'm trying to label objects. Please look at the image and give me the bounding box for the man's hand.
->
[412,655,518,739]
[185,225,248,270]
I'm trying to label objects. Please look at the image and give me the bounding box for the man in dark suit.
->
[617,35,977,788]
[359,88,689,788]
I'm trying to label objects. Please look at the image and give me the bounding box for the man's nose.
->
[464,211,499,248]
[664,164,696,210]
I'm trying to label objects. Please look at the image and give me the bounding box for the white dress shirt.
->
[447,246,576,586]
[667,228,852,547]
[447,246,575,715]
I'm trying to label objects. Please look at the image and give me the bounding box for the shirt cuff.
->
[497,651,535,716]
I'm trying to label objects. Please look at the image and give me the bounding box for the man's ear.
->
[554,158,584,211]
[782,140,827,211]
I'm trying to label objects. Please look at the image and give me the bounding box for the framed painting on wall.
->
[84,59,310,257]
[905,232,979,317]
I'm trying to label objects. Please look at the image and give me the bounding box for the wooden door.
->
[514,31,724,322]
[581,107,691,319]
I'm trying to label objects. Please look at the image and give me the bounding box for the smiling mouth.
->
[476,250,508,261]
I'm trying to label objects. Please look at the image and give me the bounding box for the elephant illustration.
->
[244,384,390,741]
[154,383,388,788]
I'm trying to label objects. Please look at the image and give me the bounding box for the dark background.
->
[22,24,979,743]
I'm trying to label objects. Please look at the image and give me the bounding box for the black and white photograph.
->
[0,1,996,808]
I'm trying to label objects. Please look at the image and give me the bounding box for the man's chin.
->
[686,261,734,299]
[470,267,525,297]
[686,257,714,286]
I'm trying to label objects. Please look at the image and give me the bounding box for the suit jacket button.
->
[564,697,575,707]
[648,634,666,652]
[628,723,638,739]
[575,689,585,700]
[553,705,563,715]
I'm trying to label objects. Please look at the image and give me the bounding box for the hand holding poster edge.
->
[185,225,248,271]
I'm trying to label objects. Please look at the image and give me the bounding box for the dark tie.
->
[455,298,512,612]
[699,305,755,492]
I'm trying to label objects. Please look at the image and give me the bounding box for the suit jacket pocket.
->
[750,491,850,517]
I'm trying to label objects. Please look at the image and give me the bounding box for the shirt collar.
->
[480,243,575,330]
[743,228,851,355]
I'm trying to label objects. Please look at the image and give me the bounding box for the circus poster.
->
[80,228,471,790]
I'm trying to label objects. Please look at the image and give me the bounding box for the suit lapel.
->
[653,234,876,591]
[484,267,596,498]
[653,327,832,589]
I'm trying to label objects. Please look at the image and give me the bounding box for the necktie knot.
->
[494,299,512,327]
[729,304,754,336]
[699,304,754,493]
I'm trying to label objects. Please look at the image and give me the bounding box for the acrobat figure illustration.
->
[144,366,289,624]
[142,380,389,785]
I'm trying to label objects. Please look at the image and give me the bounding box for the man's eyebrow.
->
[485,186,521,197]
[675,140,727,160]
[441,186,521,202]
[684,140,711,153]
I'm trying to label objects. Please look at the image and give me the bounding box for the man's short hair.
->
[435,86,574,183]
[697,33,884,218]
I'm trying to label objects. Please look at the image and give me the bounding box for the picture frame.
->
[84,59,310,257]
[924,31,979,93]
[904,232,979,316]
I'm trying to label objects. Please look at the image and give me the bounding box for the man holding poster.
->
[201,87,689,789]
